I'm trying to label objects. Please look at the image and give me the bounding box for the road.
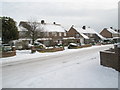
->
[2,45,118,88]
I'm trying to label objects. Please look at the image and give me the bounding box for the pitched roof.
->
[73,26,96,34]
[80,33,89,39]
[107,28,118,34]
[18,21,66,32]
[18,26,28,31]
[40,24,65,32]
[72,26,106,40]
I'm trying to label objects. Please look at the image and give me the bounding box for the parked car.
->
[34,42,46,49]
[2,44,12,52]
[68,43,78,49]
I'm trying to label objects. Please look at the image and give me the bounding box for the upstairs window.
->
[52,32,57,36]
[64,32,67,36]
[59,32,62,36]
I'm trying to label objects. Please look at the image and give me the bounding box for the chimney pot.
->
[41,20,45,24]
[72,25,74,27]
[53,22,56,24]
[82,26,86,30]
[110,27,113,29]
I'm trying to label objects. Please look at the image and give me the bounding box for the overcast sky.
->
[1,0,119,32]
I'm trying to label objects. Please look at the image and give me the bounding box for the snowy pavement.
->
[2,44,118,88]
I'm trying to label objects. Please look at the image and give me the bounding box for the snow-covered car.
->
[34,42,46,49]
[2,44,12,52]
[68,43,78,49]
[56,43,63,47]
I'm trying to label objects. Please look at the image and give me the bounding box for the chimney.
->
[114,29,118,32]
[41,20,45,24]
[118,29,120,33]
[110,27,113,29]
[82,26,86,30]
[71,25,74,27]
[53,22,56,24]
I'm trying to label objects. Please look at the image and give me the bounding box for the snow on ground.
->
[1,45,113,65]
[2,44,118,88]
[24,55,117,88]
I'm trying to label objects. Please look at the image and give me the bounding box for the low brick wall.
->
[37,47,64,52]
[2,51,16,57]
[100,50,120,72]
[69,44,92,49]
[80,44,92,48]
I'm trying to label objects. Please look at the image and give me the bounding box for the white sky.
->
[1,0,120,32]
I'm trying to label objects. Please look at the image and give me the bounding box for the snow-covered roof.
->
[73,26,106,40]
[107,28,118,34]
[18,22,66,32]
[80,33,89,39]
[95,32,106,40]
[18,26,28,31]
[40,24,65,32]
[73,26,96,34]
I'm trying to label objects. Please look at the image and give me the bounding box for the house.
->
[100,27,120,38]
[100,27,120,43]
[18,20,67,46]
[67,25,105,45]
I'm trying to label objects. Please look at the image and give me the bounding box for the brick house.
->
[67,26,105,45]
[100,27,120,38]
[18,20,67,46]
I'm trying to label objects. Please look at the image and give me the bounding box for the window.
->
[52,32,57,36]
[59,32,62,36]
[64,32,67,36]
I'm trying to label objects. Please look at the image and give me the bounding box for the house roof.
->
[107,28,118,34]
[80,33,89,39]
[72,26,106,40]
[40,24,66,32]
[18,21,66,32]
[73,26,96,34]
[18,26,28,31]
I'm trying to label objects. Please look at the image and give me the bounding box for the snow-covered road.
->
[2,45,118,88]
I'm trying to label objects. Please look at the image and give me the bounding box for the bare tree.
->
[20,20,45,45]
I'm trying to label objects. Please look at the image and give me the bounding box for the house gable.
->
[100,29,113,38]
[67,27,80,38]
